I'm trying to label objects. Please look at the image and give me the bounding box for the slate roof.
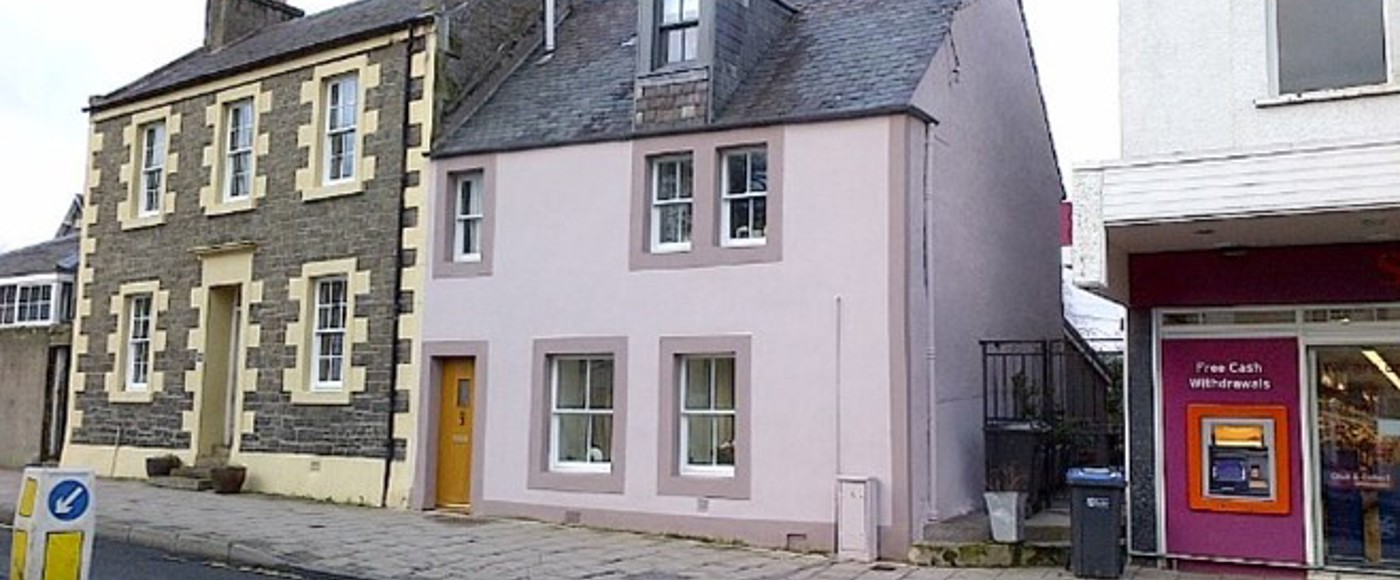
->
[0,236,80,280]
[90,0,435,111]
[435,0,961,157]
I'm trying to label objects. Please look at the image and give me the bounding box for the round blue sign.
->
[47,480,90,522]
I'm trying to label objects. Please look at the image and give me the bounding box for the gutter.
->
[429,104,940,160]
[380,19,420,509]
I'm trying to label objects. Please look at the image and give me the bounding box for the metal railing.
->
[982,323,1123,510]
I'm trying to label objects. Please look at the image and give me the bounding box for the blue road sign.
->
[48,479,91,522]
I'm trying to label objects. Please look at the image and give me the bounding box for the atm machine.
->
[1187,404,1290,514]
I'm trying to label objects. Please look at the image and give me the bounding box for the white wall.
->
[911,0,1067,520]
[1120,0,1400,158]
[422,118,901,535]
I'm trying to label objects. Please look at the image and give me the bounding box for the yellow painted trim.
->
[283,258,371,405]
[230,450,409,507]
[296,56,382,202]
[60,444,194,479]
[201,83,272,216]
[104,280,170,403]
[186,249,256,457]
[118,107,179,231]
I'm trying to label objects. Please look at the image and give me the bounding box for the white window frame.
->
[657,0,700,66]
[0,277,64,328]
[678,354,737,477]
[549,355,615,474]
[323,74,359,185]
[223,99,255,202]
[309,276,349,392]
[125,293,154,392]
[650,154,695,253]
[138,122,166,217]
[453,174,485,263]
[720,148,769,248]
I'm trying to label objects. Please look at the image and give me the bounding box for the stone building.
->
[64,0,543,506]
[0,218,79,468]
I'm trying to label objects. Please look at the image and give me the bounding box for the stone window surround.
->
[104,280,171,404]
[656,335,752,499]
[282,258,371,406]
[432,155,497,279]
[296,56,381,202]
[202,83,273,216]
[527,337,629,494]
[629,126,783,271]
[119,106,180,231]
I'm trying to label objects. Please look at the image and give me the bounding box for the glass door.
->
[1316,345,1400,567]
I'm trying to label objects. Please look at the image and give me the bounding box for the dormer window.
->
[657,0,700,67]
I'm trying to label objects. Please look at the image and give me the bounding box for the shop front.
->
[1128,242,1400,574]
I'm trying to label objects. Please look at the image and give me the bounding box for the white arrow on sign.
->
[54,486,86,516]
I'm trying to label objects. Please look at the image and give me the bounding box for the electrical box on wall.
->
[1187,404,1291,515]
[836,476,878,562]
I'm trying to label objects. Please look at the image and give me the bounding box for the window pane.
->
[716,415,736,466]
[749,152,768,192]
[729,198,752,239]
[751,196,767,239]
[657,161,678,201]
[555,359,587,409]
[556,414,589,462]
[682,0,699,20]
[589,414,613,462]
[1277,0,1387,94]
[715,357,735,410]
[686,416,715,466]
[682,27,698,62]
[662,0,682,24]
[685,357,711,410]
[659,204,692,245]
[665,29,686,64]
[461,219,480,255]
[588,359,613,409]
[678,159,693,199]
[727,153,748,194]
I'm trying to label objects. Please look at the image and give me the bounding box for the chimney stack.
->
[205,0,304,51]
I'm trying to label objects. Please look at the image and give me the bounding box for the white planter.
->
[984,491,1026,543]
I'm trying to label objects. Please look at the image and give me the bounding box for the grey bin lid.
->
[1066,467,1126,488]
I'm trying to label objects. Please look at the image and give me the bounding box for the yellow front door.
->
[437,359,475,508]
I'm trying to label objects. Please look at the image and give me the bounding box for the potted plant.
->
[210,465,247,494]
[985,465,1028,543]
[145,454,182,478]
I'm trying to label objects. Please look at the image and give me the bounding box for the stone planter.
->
[210,466,247,494]
[145,455,181,478]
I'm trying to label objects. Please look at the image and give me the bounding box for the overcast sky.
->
[0,0,1119,253]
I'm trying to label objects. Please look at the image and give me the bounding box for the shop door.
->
[436,358,475,508]
[1316,345,1400,567]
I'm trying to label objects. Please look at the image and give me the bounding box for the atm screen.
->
[1214,459,1247,483]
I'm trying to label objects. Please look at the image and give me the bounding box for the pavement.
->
[0,470,1204,580]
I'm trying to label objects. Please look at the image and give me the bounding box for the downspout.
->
[382,18,422,509]
[544,0,556,52]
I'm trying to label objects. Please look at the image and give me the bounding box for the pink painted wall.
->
[1161,338,1305,563]
[422,118,900,532]
[1131,242,1400,308]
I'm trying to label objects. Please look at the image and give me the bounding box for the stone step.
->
[170,466,214,479]
[909,541,1070,568]
[922,509,1071,544]
[147,475,212,492]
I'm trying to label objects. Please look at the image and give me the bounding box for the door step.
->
[147,475,213,492]
[909,541,1069,568]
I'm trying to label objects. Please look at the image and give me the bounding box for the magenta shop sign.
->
[1161,338,1305,563]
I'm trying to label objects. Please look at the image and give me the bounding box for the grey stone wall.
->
[1126,307,1157,553]
[711,0,791,112]
[75,40,423,460]
[0,326,68,467]
[437,0,550,129]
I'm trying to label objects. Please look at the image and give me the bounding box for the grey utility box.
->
[1067,467,1126,579]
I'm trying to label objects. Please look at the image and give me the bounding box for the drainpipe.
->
[544,0,556,52]
[381,18,422,509]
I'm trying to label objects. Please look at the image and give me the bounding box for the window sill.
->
[650,244,692,255]
[206,197,256,217]
[120,213,167,232]
[722,239,767,249]
[290,390,353,406]
[452,255,483,264]
[1255,83,1400,108]
[302,180,362,202]
[109,390,154,404]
